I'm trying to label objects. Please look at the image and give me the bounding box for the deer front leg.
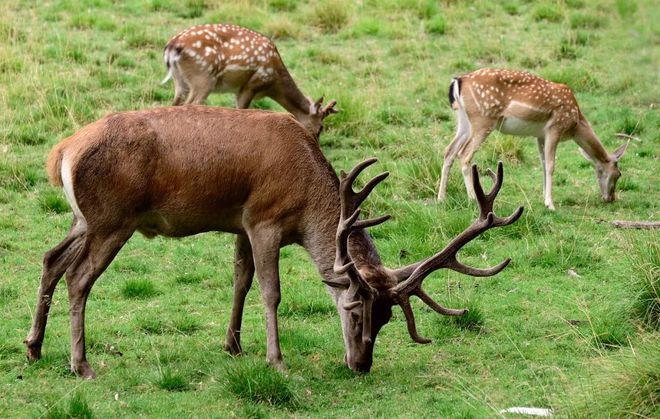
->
[247,226,284,370]
[224,234,255,355]
[543,131,560,210]
[536,137,547,198]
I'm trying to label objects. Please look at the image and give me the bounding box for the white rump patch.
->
[61,153,87,230]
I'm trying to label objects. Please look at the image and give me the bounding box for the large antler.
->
[333,158,390,344]
[394,162,523,343]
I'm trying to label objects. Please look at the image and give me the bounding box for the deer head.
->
[580,134,631,202]
[325,159,523,372]
[298,96,338,139]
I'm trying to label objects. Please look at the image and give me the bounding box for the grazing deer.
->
[25,106,522,378]
[437,68,630,210]
[161,23,337,137]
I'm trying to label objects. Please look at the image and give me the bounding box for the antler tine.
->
[472,162,522,227]
[394,162,522,301]
[413,287,467,316]
[399,295,432,344]
[335,158,390,296]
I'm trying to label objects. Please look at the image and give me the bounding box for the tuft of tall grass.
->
[451,303,485,332]
[309,1,351,33]
[533,4,564,22]
[570,12,606,29]
[39,189,70,214]
[121,279,158,299]
[560,336,659,418]
[627,235,659,330]
[224,361,298,408]
[156,369,190,392]
[263,16,299,39]
[177,0,207,19]
[541,66,599,92]
[483,135,525,165]
[45,392,94,419]
[426,15,446,35]
[616,0,638,18]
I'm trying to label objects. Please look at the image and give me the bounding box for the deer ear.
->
[613,141,629,161]
[579,147,594,162]
[343,300,363,310]
[311,96,324,113]
[323,277,350,289]
[321,99,338,117]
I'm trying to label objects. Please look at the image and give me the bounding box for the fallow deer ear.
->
[321,99,339,117]
[311,96,324,114]
[323,277,350,289]
[613,141,630,161]
[579,147,593,162]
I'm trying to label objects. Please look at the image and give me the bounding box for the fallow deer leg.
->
[543,130,560,210]
[536,137,547,198]
[459,127,494,199]
[438,118,470,201]
[224,234,255,355]
[247,226,284,370]
[65,228,133,379]
[26,219,85,361]
[235,88,256,109]
[439,105,472,201]
[172,71,190,106]
[184,72,215,105]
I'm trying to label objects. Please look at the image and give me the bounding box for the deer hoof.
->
[268,358,286,372]
[26,344,42,361]
[72,361,97,379]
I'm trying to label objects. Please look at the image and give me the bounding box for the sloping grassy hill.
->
[1,0,658,417]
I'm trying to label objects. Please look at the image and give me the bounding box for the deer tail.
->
[448,77,463,110]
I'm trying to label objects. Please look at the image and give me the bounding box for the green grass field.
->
[1,0,658,417]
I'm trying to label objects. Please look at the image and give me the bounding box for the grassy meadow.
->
[1,0,659,417]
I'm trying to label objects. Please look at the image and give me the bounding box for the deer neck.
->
[271,69,312,120]
[573,118,612,166]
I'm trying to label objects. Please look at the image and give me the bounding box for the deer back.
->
[49,107,336,238]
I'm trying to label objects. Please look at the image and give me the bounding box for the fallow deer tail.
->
[448,77,463,110]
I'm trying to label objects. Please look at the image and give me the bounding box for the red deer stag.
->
[25,106,522,378]
[161,23,337,137]
[437,68,630,210]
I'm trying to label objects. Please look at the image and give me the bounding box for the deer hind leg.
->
[183,69,216,105]
[224,234,255,355]
[171,69,190,106]
[459,125,494,199]
[246,225,284,370]
[25,218,86,361]
[438,107,471,201]
[542,130,560,210]
[65,227,134,379]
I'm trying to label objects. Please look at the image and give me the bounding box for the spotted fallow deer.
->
[25,106,522,378]
[161,23,337,137]
[437,68,630,210]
